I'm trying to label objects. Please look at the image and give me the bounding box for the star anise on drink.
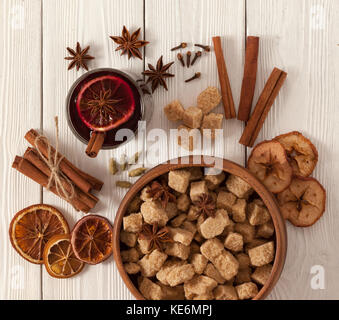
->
[193,193,216,218]
[64,42,94,71]
[110,26,149,60]
[138,223,173,252]
[142,56,175,93]
[147,180,176,208]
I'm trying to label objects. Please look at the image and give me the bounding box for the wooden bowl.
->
[112,156,287,300]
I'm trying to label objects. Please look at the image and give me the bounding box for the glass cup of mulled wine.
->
[66,68,153,157]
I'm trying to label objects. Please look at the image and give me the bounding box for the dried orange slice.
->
[276,176,326,227]
[9,204,69,264]
[247,140,293,193]
[274,131,318,177]
[71,215,113,265]
[43,234,84,278]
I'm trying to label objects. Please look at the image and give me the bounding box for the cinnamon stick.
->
[12,156,90,213]
[212,36,236,119]
[85,131,106,158]
[23,148,98,209]
[24,129,103,192]
[239,67,287,147]
[238,36,259,121]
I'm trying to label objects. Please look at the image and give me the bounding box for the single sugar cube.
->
[245,239,267,253]
[234,221,255,243]
[170,213,187,228]
[123,213,143,233]
[140,186,152,201]
[156,260,185,285]
[190,253,208,274]
[124,262,140,274]
[257,221,275,238]
[247,201,271,226]
[187,205,200,221]
[177,125,200,151]
[164,242,190,260]
[232,198,247,222]
[214,285,238,300]
[248,241,275,267]
[182,220,197,236]
[164,100,185,121]
[200,209,230,239]
[213,251,239,281]
[120,230,137,247]
[201,113,224,139]
[141,201,168,226]
[235,267,251,285]
[158,283,185,300]
[137,238,151,255]
[190,180,208,202]
[236,253,250,270]
[121,248,140,263]
[226,174,253,199]
[200,238,224,261]
[217,191,237,211]
[167,263,195,287]
[138,249,168,277]
[168,227,194,246]
[183,106,203,129]
[224,232,244,252]
[165,202,178,220]
[235,282,258,300]
[251,264,273,285]
[184,275,218,299]
[168,169,191,193]
[204,171,226,190]
[176,194,190,212]
[188,167,203,181]
[204,263,226,284]
[197,86,222,114]
[139,277,163,300]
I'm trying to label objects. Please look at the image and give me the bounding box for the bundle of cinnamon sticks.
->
[12,129,103,213]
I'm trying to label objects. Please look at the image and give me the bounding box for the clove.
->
[194,43,210,52]
[186,51,192,68]
[185,72,201,83]
[171,42,187,51]
[191,51,202,66]
[177,53,185,67]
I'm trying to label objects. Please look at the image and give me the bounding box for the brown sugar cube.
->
[177,194,190,212]
[183,106,203,129]
[165,202,178,220]
[236,253,250,270]
[120,230,137,248]
[164,100,185,122]
[156,259,185,285]
[124,262,141,274]
[245,239,267,253]
[201,113,224,139]
[204,263,226,284]
[140,186,152,201]
[190,253,208,274]
[177,125,200,151]
[167,263,195,286]
[190,241,201,255]
[141,201,168,226]
[190,181,208,202]
[248,202,271,226]
[205,171,226,190]
[164,242,190,260]
[217,191,237,211]
[251,264,273,285]
[187,205,200,221]
[184,275,218,299]
[235,282,258,300]
[234,221,255,243]
[224,232,244,252]
[127,196,142,214]
[223,219,235,235]
[168,169,191,193]
[213,251,239,281]
[197,86,222,114]
[123,213,143,233]
[121,248,140,263]
[235,267,251,285]
[139,277,163,300]
[137,238,151,255]
[226,174,253,199]
[200,238,225,261]
[257,221,275,239]
[200,209,230,239]
[188,167,203,181]
[168,227,194,246]
[232,198,247,222]
[214,285,238,300]
[138,249,168,277]
[182,220,197,236]
[170,214,187,227]
[248,241,275,267]
[158,283,185,300]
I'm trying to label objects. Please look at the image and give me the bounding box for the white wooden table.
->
[1,0,338,300]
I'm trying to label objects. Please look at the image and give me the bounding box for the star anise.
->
[110,26,149,60]
[65,42,94,71]
[138,223,173,252]
[142,56,175,93]
[193,193,216,218]
[147,180,176,208]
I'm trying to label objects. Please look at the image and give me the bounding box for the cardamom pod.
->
[116,181,132,188]
[109,158,118,175]
[128,167,147,177]
[128,152,140,165]
[119,154,128,171]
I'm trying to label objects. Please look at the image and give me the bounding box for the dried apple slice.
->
[247,140,293,193]
[276,176,326,227]
[274,131,318,177]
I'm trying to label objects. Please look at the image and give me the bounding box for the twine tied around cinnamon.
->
[33,117,75,201]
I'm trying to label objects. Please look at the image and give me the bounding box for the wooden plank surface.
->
[0,0,42,300]
[247,0,339,299]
